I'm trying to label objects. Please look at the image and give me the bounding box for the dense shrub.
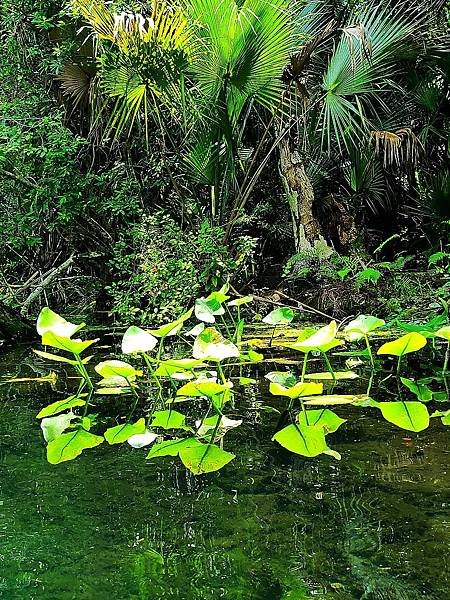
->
[106,213,256,323]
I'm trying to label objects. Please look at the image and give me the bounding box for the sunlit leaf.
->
[122,326,158,354]
[304,371,358,380]
[186,322,205,337]
[37,395,87,419]
[303,394,368,405]
[239,377,257,385]
[262,307,294,325]
[95,387,132,395]
[179,443,235,474]
[378,401,429,432]
[247,349,264,362]
[195,297,225,323]
[150,410,189,430]
[146,437,202,459]
[436,326,450,342]
[207,284,230,304]
[298,409,346,433]
[104,418,146,444]
[47,428,103,464]
[272,423,328,457]
[37,307,85,337]
[41,412,75,442]
[377,332,427,357]
[265,371,297,387]
[94,360,140,380]
[228,295,253,307]
[177,379,233,398]
[344,315,385,341]
[148,308,193,338]
[154,358,206,379]
[400,377,433,402]
[284,321,342,352]
[41,331,98,355]
[33,349,77,365]
[431,409,450,425]
[269,381,323,399]
[193,327,240,361]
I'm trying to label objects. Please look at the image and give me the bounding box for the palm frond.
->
[57,63,91,108]
[320,0,425,152]
[344,150,390,214]
[185,0,294,120]
[74,0,192,141]
[371,128,424,167]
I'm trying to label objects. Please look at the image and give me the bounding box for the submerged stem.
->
[443,342,449,377]
[396,355,403,377]
[322,351,336,383]
[301,352,309,383]
[364,334,374,368]
[269,325,276,347]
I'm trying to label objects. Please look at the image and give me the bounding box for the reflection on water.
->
[0,346,449,599]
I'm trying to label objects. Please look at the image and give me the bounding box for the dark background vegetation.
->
[1,0,449,324]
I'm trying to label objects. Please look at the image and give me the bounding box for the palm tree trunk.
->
[279,137,321,250]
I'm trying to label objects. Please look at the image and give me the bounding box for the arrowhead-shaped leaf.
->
[122,326,158,354]
[272,423,328,457]
[193,327,240,361]
[47,429,103,464]
[378,401,429,432]
[37,307,85,337]
[41,331,98,355]
[37,395,86,419]
[377,332,427,357]
[179,443,235,474]
[104,418,146,444]
[262,307,294,325]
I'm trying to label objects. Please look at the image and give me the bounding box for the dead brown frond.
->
[370,128,424,167]
[341,23,372,68]
[57,63,91,109]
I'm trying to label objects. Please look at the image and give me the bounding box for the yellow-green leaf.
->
[377,332,427,357]
[47,429,103,464]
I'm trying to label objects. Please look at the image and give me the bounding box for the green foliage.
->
[27,304,450,474]
[107,213,255,324]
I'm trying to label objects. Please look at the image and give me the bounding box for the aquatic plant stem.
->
[364,334,374,368]
[300,352,309,383]
[443,341,449,377]
[321,352,336,383]
[157,338,164,361]
[142,352,163,402]
[74,354,93,390]
[126,377,140,420]
[220,315,233,341]
[269,325,277,347]
[217,363,227,384]
[396,355,403,377]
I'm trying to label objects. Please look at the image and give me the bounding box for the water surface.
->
[1,345,449,599]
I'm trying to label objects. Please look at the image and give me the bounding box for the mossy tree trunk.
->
[279,137,321,250]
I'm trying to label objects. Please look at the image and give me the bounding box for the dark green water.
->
[1,345,449,600]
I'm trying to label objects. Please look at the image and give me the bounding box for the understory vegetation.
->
[0,0,449,323]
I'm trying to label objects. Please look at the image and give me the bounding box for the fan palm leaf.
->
[73,0,192,141]
[320,0,424,152]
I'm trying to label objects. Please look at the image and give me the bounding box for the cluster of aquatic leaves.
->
[32,299,450,473]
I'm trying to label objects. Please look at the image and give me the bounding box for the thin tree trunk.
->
[279,137,321,250]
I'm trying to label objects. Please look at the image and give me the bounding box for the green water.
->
[1,345,449,600]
